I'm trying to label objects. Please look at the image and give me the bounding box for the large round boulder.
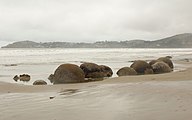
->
[116,67,137,76]
[33,80,47,85]
[80,63,101,78]
[80,63,113,78]
[152,62,172,74]
[100,65,113,77]
[157,57,174,69]
[50,64,85,84]
[130,60,152,74]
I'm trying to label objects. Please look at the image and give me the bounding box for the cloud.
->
[0,0,191,45]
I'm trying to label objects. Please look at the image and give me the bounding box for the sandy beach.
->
[1,59,192,120]
[0,0,192,119]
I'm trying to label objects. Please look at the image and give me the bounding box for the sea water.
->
[0,48,192,85]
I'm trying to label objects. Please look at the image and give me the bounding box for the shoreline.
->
[1,59,192,120]
[1,59,192,93]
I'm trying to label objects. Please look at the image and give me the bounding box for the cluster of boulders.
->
[117,56,173,76]
[13,74,31,82]
[48,63,113,84]
[13,74,47,85]
[13,56,173,85]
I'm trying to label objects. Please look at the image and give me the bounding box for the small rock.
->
[13,75,19,82]
[19,74,31,82]
[33,80,47,85]
[49,96,55,99]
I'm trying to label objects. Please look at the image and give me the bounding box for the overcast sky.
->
[0,0,191,46]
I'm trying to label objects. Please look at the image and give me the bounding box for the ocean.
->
[0,48,192,85]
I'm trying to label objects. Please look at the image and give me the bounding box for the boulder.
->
[13,74,30,82]
[116,67,137,76]
[50,64,85,84]
[80,63,113,78]
[166,56,172,59]
[86,72,106,78]
[130,60,152,74]
[13,75,19,82]
[33,80,47,85]
[149,60,159,66]
[48,74,54,83]
[18,74,30,82]
[80,63,101,78]
[100,65,113,77]
[152,62,172,74]
[144,68,154,74]
[157,57,174,69]
[80,62,101,73]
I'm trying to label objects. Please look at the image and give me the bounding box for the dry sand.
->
[1,60,192,120]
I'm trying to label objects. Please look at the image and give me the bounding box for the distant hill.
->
[150,33,192,48]
[2,33,192,48]
[2,41,42,48]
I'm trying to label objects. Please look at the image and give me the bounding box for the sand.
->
[1,59,192,120]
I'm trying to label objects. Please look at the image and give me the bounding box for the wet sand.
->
[1,60,192,120]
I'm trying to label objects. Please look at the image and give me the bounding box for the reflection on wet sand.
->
[1,81,192,120]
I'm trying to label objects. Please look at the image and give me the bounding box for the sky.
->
[0,0,192,46]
